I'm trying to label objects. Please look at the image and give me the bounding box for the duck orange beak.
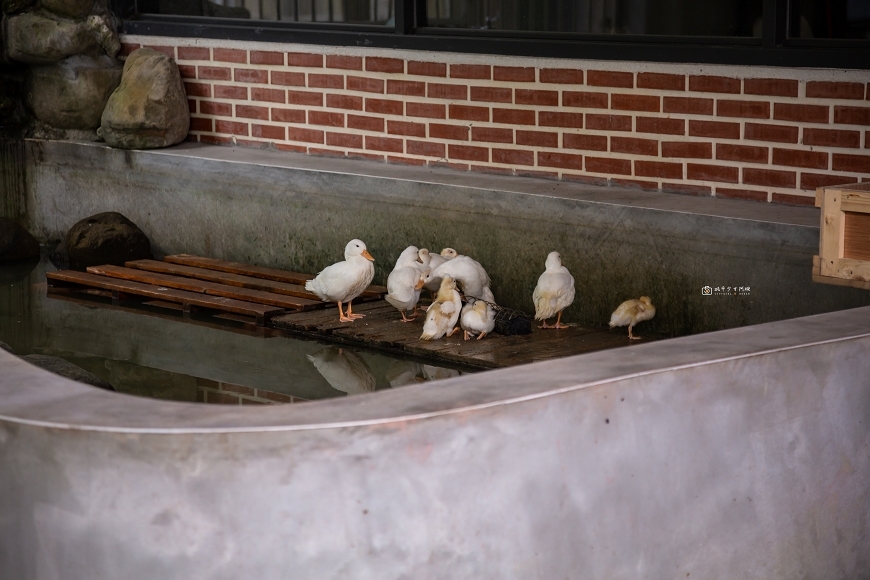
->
[361,249,374,262]
[415,278,425,290]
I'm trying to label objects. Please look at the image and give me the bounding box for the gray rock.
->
[99,47,189,149]
[0,341,13,354]
[65,211,152,269]
[0,217,40,262]
[40,0,95,19]
[27,54,121,129]
[21,354,115,390]
[4,12,100,65]
[86,14,120,59]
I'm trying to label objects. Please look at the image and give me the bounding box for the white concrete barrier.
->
[2,306,868,579]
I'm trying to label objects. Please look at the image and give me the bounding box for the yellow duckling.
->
[460,298,495,340]
[305,239,374,322]
[609,296,656,340]
[420,276,462,340]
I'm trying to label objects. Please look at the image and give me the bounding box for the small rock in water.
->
[65,211,152,269]
[0,217,40,262]
[21,354,115,391]
[0,341,14,354]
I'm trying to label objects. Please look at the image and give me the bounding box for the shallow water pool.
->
[0,254,473,403]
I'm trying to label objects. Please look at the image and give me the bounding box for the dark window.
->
[426,0,763,37]
[136,0,394,23]
[119,0,870,68]
[790,0,870,39]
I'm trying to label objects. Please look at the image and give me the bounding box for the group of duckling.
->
[305,239,656,341]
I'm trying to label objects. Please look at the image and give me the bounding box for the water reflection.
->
[306,346,376,396]
[1,255,475,404]
[385,360,424,388]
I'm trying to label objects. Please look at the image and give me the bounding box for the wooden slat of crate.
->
[844,212,870,261]
[163,254,387,297]
[125,259,318,301]
[46,270,285,324]
[88,264,322,311]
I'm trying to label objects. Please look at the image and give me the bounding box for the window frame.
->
[117,0,870,69]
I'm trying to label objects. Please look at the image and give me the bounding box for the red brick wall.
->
[123,36,870,205]
[196,377,306,404]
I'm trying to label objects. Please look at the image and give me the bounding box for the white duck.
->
[609,296,656,340]
[532,251,576,329]
[385,258,430,322]
[430,252,494,303]
[420,276,462,340]
[421,248,457,296]
[305,239,374,322]
[307,346,376,395]
[460,298,495,340]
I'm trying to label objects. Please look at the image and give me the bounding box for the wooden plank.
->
[819,187,843,278]
[126,259,320,301]
[844,211,870,262]
[46,270,285,324]
[163,254,387,297]
[88,264,321,311]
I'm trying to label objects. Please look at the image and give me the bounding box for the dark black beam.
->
[394,0,414,34]
[763,0,788,47]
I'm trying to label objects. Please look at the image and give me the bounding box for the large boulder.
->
[65,211,152,269]
[0,217,40,261]
[21,354,115,390]
[4,12,101,64]
[99,47,189,149]
[27,54,121,129]
[40,0,95,19]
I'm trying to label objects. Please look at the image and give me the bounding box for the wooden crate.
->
[814,182,870,291]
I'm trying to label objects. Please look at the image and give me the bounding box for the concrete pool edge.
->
[2,304,869,433]
[2,305,868,579]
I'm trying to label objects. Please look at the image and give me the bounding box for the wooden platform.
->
[271,301,640,370]
[46,254,386,325]
[46,254,645,370]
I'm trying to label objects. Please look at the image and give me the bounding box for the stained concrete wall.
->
[21,139,870,337]
[1,306,868,579]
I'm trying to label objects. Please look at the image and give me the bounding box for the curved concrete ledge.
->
[2,307,869,578]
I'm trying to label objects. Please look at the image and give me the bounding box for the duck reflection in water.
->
[306,346,376,396]
[385,360,425,388]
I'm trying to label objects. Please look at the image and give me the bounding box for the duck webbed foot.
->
[345,301,365,320]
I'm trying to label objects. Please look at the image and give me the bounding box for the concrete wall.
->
[1,305,868,579]
[22,139,870,336]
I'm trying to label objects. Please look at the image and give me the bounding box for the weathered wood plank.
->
[47,270,285,324]
[126,259,321,301]
[164,254,387,297]
[87,264,321,311]
[844,211,870,262]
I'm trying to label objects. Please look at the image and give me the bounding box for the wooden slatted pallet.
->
[46,254,645,370]
[271,301,638,370]
[46,254,386,326]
